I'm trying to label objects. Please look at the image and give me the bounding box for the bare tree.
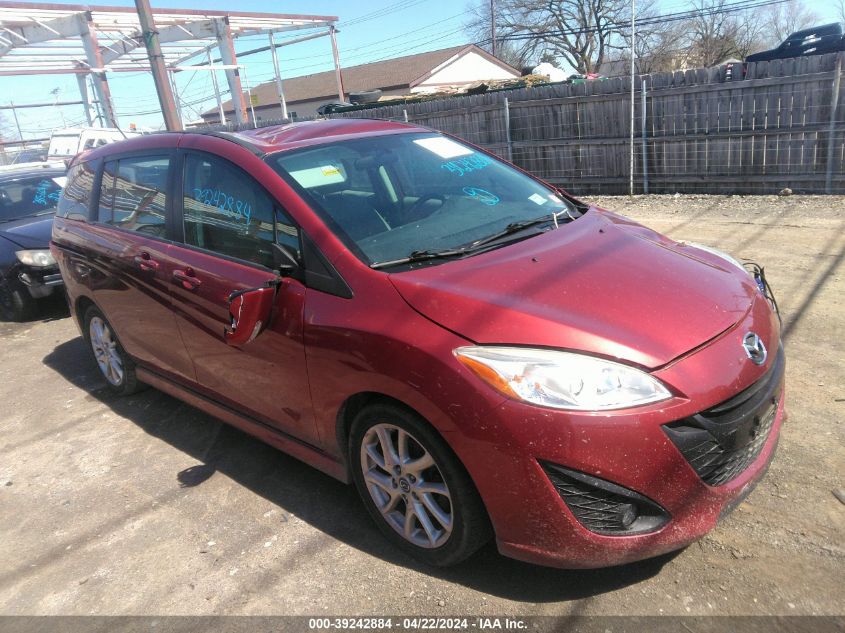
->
[685,0,766,67]
[467,0,830,78]
[464,1,536,70]
[612,23,691,74]
[835,0,845,24]
[465,0,631,75]
[614,0,690,74]
[762,0,819,46]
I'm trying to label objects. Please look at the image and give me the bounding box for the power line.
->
[488,0,791,43]
[266,23,469,76]
[242,10,471,68]
[341,0,430,28]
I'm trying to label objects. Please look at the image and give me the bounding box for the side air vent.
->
[541,462,670,535]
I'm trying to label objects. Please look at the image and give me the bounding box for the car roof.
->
[77,118,431,164]
[235,118,430,154]
[0,165,66,182]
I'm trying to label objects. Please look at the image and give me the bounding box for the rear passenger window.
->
[98,155,169,238]
[57,160,98,220]
[182,153,299,268]
[98,160,116,224]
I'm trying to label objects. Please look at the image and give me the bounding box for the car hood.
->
[0,215,54,249]
[389,209,758,369]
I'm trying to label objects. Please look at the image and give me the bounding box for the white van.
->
[47,127,141,160]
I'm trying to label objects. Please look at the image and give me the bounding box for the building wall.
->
[200,50,521,123]
[412,51,519,93]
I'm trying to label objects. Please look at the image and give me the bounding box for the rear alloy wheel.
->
[350,404,491,566]
[0,277,36,322]
[83,306,142,396]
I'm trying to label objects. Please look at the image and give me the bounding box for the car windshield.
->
[269,132,581,268]
[0,175,64,223]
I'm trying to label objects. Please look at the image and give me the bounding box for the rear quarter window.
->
[57,160,98,221]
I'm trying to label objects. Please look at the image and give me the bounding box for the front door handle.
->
[173,268,202,290]
[134,252,160,272]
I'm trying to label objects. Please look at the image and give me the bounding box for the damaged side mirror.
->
[224,282,278,347]
[224,244,301,347]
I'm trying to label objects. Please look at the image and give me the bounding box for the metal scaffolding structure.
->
[0,2,340,130]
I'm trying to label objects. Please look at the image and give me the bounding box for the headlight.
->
[683,242,747,274]
[454,346,671,411]
[15,249,56,268]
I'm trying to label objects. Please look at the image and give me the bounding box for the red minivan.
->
[52,119,785,568]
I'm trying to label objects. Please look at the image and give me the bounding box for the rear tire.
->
[350,403,491,567]
[0,277,36,322]
[82,305,143,396]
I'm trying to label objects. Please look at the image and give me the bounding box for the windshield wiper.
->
[370,209,579,270]
[370,248,466,270]
[465,209,579,251]
[465,217,552,250]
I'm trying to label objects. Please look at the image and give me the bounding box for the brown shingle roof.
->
[207,44,515,116]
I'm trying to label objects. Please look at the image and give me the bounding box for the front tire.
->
[83,305,142,396]
[350,403,491,566]
[0,277,36,322]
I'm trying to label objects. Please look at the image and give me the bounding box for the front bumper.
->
[17,265,63,298]
[495,390,784,569]
[453,298,784,569]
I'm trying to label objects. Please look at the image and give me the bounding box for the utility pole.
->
[169,70,183,126]
[207,49,226,124]
[269,32,288,120]
[90,76,105,127]
[330,26,345,102]
[490,0,496,57]
[135,0,182,131]
[50,88,67,127]
[76,74,95,126]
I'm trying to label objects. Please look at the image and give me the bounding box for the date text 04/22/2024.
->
[307,617,528,630]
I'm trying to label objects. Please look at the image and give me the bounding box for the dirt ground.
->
[0,194,843,617]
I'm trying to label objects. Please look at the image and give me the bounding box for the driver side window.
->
[182,153,300,269]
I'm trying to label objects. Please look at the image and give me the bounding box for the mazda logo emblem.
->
[742,332,767,365]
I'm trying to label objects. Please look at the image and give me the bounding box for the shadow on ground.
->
[42,336,677,603]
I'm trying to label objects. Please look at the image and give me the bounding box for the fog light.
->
[541,462,670,535]
[619,503,638,528]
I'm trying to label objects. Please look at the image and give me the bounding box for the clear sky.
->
[1,0,840,137]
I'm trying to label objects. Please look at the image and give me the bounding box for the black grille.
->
[664,345,784,486]
[541,463,670,535]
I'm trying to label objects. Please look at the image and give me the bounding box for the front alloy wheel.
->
[350,404,491,566]
[361,424,453,548]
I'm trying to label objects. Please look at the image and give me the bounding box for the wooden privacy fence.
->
[331,52,845,195]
